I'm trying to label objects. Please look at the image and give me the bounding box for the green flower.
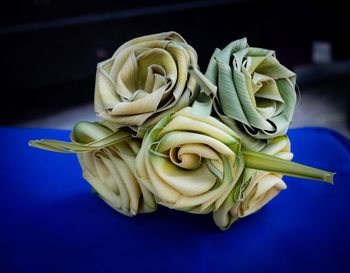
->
[205,38,297,150]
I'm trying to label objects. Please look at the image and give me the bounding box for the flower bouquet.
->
[29,32,334,230]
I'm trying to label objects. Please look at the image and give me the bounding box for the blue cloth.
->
[1,127,349,273]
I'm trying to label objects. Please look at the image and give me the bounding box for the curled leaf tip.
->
[28,140,35,146]
[324,172,335,184]
[28,139,46,148]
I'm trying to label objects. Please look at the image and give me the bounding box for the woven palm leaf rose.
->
[30,32,334,230]
[94,31,199,135]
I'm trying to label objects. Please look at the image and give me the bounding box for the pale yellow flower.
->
[213,136,293,229]
[136,107,244,214]
[30,121,157,216]
[94,32,199,134]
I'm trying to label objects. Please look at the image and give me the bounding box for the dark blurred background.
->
[1,0,349,136]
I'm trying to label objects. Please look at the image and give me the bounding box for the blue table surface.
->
[1,126,350,273]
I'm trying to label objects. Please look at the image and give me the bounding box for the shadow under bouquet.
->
[29,31,334,230]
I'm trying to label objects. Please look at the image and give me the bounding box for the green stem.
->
[188,65,217,96]
[29,122,131,154]
[243,150,334,183]
[188,65,218,117]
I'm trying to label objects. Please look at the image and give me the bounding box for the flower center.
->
[169,145,202,170]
